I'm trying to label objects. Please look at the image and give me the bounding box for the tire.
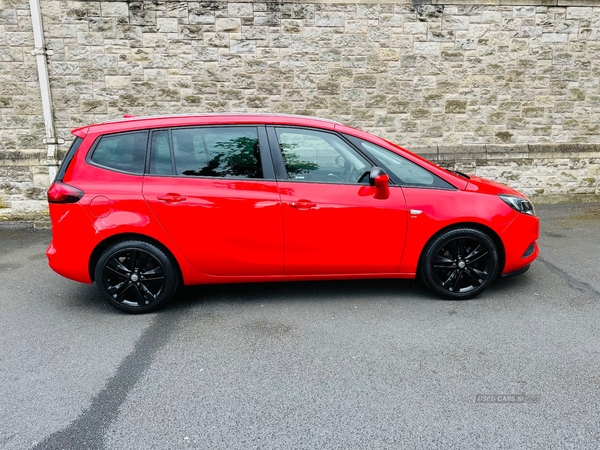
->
[94,240,179,313]
[420,228,500,300]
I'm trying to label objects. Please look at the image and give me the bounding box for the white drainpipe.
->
[29,0,62,182]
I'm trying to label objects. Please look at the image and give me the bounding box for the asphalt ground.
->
[0,203,599,449]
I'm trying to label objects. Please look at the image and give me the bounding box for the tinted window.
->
[91,131,148,174]
[149,130,173,175]
[171,127,263,179]
[56,137,82,181]
[349,137,455,189]
[275,128,371,184]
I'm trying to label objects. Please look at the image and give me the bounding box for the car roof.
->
[71,113,342,136]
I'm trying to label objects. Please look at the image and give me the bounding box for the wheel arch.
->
[88,232,183,283]
[417,222,506,276]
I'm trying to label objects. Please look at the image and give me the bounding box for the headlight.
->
[499,194,535,216]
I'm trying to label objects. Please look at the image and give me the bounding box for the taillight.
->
[47,181,84,204]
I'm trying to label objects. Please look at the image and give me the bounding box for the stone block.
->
[157,18,178,34]
[10,199,45,213]
[189,10,215,26]
[216,18,241,33]
[230,40,255,54]
[129,10,156,27]
[566,7,593,19]
[428,29,455,42]
[229,3,254,18]
[404,22,428,35]
[253,12,279,27]
[204,32,229,47]
[556,20,579,34]
[445,100,467,114]
[315,12,344,28]
[379,14,404,28]
[105,76,131,89]
[269,34,292,48]
[142,33,167,47]
[513,6,536,17]
[413,42,439,55]
[481,11,502,24]
[442,15,470,31]
[541,33,568,43]
[281,19,302,34]
[101,2,128,18]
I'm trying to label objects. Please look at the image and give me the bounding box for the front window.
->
[275,128,371,184]
[348,137,455,189]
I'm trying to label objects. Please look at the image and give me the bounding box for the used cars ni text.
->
[47,114,539,313]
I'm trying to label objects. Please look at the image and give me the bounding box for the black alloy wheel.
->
[95,240,179,313]
[420,228,500,300]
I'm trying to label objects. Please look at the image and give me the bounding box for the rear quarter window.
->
[90,131,148,174]
[55,137,82,182]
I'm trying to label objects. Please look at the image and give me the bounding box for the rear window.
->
[90,131,148,174]
[149,127,263,179]
[55,137,82,181]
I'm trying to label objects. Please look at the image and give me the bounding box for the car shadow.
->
[169,268,535,310]
[169,278,433,311]
[68,272,533,314]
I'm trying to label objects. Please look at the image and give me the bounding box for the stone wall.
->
[1,0,600,218]
[0,0,48,216]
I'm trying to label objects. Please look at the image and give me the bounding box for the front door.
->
[143,125,283,277]
[268,127,408,275]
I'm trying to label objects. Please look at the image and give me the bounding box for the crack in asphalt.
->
[31,312,180,450]
[538,256,600,299]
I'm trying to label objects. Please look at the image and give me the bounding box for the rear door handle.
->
[157,193,186,204]
[290,200,316,210]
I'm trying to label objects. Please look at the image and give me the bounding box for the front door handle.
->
[290,200,316,210]
[157,193,186,204]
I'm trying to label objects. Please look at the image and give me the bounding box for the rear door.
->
[143,125,283,276]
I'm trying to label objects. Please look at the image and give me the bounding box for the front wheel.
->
[95,240,179,313]
[420,228,500,300]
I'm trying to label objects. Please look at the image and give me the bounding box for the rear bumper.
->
[500,212,540,275]
[46,204,100,284]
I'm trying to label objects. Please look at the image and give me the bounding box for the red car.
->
[47,114,539,313]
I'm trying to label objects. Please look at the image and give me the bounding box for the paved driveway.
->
[1,203,599,449]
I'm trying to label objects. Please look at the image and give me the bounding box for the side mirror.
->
[369,167,390,200]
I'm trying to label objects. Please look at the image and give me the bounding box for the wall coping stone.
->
[410,144,600,162]
[426,0,597,5]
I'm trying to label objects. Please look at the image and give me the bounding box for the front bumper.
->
[500,212,540,275]
[501,264,531,278]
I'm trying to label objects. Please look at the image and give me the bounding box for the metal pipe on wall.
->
[29,0,62,182]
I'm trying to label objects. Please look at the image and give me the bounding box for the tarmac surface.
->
[0,203,599,449]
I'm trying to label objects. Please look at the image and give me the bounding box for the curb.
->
[34,220,51,229]
[0,221,35,230]
[0,220,51,230]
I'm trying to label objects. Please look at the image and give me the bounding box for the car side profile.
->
[47,114,539,313]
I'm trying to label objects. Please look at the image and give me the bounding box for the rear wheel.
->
[95,240,179,313]
[420,228,500,300]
